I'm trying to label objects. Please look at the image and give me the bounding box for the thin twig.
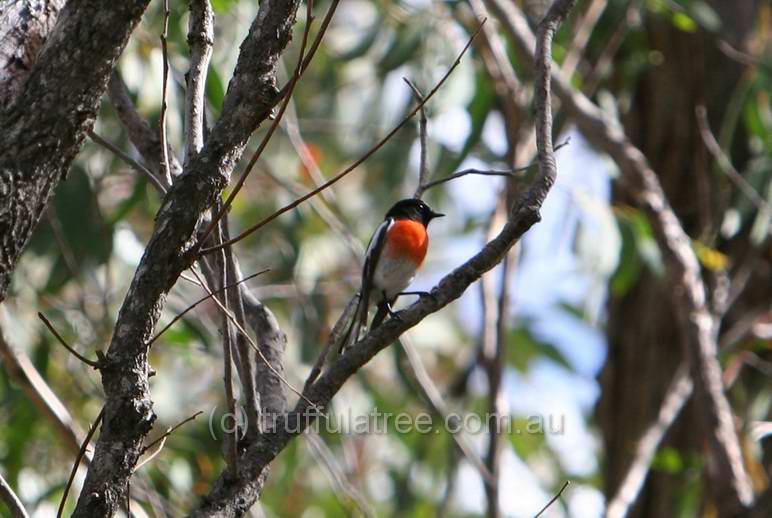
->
[37,313,100,368]
[533,480,570,518]
[0,473,28,518]
[149,270,268,345]
[263,163,363,259]
[57,407,105,518]
[199,0,316,246]
[481,201,513,516]
[717,39,766,69]
[107,71,181,181]
[276,0,341,98]
[88,131,168,194]
[695,105,770,213]
[135,411,203,472]
[420,138,569,191]
[159,0,173,186]
[201,19,488,255]
[403,78,430,198]
[143,411,204,454]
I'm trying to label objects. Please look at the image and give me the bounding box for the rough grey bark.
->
[71,1,302,516]
[0,0,151,302]
[0,0,66,108]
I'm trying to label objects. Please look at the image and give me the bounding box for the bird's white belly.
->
[373,256,417,301]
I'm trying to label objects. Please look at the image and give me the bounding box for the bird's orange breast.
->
[384,220,429,266]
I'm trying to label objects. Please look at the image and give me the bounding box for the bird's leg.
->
[383,292,401,321]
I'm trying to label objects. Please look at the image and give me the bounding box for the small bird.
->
[340,198,444,351]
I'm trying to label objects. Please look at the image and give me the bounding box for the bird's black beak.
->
[430,210,445,220]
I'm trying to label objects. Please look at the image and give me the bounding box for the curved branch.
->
[0,472,28,518]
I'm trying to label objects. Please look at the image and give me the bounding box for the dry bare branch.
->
[158,0,173,185]
[37,313,100,368]
[58,408,104,518]
[0,472,28,518]
[605,367,693,518]
[534,480,570,518]
[185,0,214,165]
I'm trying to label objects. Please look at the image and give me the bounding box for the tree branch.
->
[0,0,66,109]
[0,472,29,518]
[185,0,214,165]
[605,367,693,518]
[106,72,180,182]
[158,0,173,185]
[58,407,105,518]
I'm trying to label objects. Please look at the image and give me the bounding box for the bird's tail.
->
[338,292,368,354]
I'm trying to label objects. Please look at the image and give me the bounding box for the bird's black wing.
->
[339,218,392,352]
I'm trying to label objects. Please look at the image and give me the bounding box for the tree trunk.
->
[597,2,765,514]
[0,0,150,301]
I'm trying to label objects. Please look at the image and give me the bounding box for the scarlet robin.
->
[340,198,444,350]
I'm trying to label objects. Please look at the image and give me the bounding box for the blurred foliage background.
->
[1,0,771,516]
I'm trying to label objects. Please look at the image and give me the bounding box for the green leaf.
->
[206,66,226,113]
[337,18,382,61]
[506,326,573,373]
[28,168,113,293]
[651,447,684,473]
[671,12,697,33]
[611,207,664,295]
[377,25,422,75]
[210,0,237,14]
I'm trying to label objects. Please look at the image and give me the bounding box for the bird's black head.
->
[385,198,444,226]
